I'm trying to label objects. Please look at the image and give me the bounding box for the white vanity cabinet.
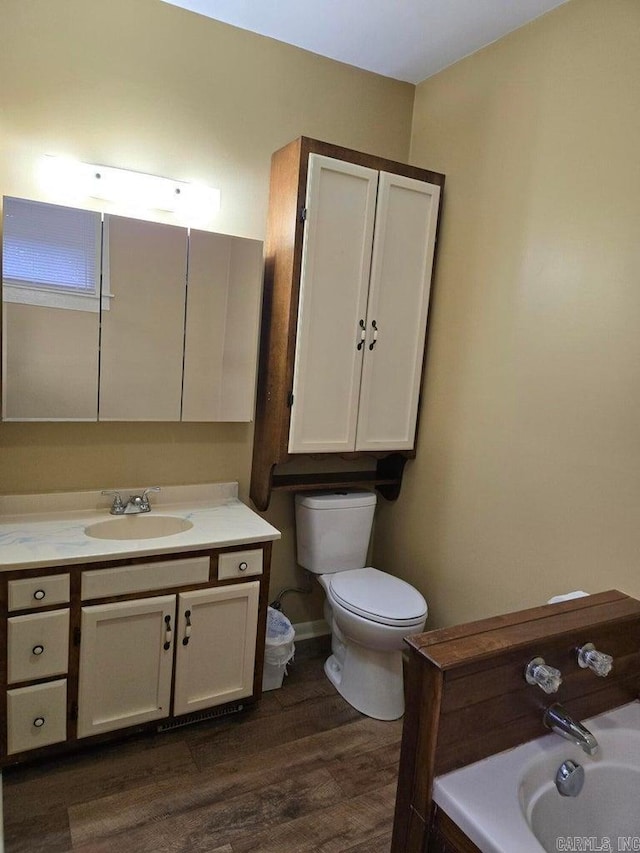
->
[0,542,271,764]
[77,582,259,737]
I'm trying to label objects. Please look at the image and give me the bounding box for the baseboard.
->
[292,619,330,642]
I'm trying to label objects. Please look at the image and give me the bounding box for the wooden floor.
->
[2,641,403,852]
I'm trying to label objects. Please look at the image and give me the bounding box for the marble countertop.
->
[0,482,280,571]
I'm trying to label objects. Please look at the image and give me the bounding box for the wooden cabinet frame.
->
[250,137,445,511]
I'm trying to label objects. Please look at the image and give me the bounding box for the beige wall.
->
[374,0,640,627]
[0,0,414,624]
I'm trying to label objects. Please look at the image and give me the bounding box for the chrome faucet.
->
[543,703,598,756]
[102,487,161,515]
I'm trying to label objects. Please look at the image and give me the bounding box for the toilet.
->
[295,491,427,720]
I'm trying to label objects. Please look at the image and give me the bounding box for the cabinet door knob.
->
[33,589,46,601]
[357,319,366,350]
[238,561,248,572]
[33,717,45,728]
[32,645,45,656]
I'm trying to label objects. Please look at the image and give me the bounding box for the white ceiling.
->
[161,0,569,84]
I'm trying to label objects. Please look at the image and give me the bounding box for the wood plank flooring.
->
[2,641,403,852]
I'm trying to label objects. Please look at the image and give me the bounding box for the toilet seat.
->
[328,567,427,627]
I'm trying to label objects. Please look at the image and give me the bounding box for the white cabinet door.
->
[173,581,259,716]
[77,595,175,738]
[356,173,441,450]
[288,155,378,453]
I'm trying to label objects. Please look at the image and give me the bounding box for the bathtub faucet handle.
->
[525,657,563,694]
[577,643,613,677]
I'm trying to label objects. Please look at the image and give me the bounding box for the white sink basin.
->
[85,515,193,540]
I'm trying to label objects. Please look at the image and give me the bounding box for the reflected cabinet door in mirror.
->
[99,215,188,421]
[1,197,101,421]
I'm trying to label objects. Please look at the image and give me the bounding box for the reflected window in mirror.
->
[2,197,103,313]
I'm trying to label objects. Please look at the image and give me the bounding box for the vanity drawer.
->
[218,548,263,580]
[81,556,210,599]
[8,574,70,612]
[7,609,70,685]
[7,679,67,755]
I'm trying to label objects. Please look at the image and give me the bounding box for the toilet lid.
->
[329,567,427,627]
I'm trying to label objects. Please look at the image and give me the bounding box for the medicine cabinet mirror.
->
[1,197,263,422]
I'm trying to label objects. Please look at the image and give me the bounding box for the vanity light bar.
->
[38,156,221,217]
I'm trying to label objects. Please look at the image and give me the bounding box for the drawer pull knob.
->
[164,614,172,651]
[32,645,45,656]
[238,561,248,572]
[183,610,192,646]
[33,589,46,601]
[33,717,45,728]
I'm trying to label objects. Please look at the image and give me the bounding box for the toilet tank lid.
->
[295,491,376,510]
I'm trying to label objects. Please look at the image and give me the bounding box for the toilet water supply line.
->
[270,573,313,611]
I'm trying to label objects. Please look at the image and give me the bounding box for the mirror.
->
[1,196,263,422]
[2,197,101,421]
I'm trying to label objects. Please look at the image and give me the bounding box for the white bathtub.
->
[433,700,640,853]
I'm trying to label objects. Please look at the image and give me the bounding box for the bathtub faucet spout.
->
[543,703,598,756]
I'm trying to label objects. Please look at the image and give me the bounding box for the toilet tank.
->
[295,491,376,574]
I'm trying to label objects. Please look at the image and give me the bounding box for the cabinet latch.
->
[287,391,294,408]
[299,206,307,223]
[73,627,81,646]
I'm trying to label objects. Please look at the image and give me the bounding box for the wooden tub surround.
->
[391,590,640,853]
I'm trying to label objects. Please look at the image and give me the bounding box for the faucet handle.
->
[141,486,161,503]
[577,643,613,677]
[525,657,563,694]
[101,490,124,514]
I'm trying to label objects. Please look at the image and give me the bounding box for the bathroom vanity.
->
[0,483,280,766]
[391,590,640,852]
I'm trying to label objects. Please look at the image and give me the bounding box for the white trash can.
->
[262,606,295,691]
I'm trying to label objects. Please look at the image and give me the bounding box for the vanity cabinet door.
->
[173,581,260,716]
[99,215,188,421]
[77,595,175,738]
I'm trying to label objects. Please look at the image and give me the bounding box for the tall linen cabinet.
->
[250,138,445,511]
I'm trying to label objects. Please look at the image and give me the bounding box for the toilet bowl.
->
[295,492,428,720]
